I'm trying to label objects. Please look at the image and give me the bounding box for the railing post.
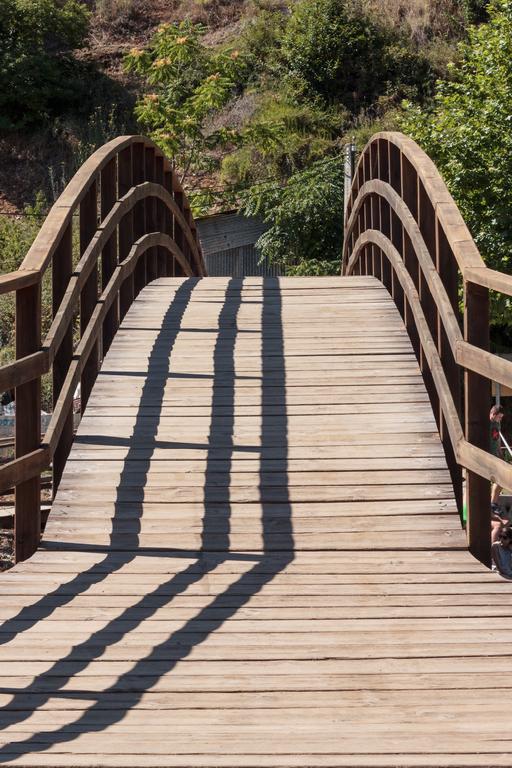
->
[80,180,99,413]
[119,145,134,319]
[464,280,491,566]
[15,283,41,561]
[101,158,119,356]
[52,222,74,496]
[173,176,186,276]
[145,147,158,282]
[132,141,146,296]
[164,170,174,276]
[155,155,166,278]
[437,221,463,514]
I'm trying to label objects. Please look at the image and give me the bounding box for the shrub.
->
[221,92,345,186]
[0,0,90,130]
[125,20,249,185]
[402,0,512,324]
[0,194,54,408]
[241,156,344,273]
[280,0,434,111]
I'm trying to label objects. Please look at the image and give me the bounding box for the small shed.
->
[196,211,281,277]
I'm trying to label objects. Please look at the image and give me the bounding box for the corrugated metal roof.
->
[196,212,268,257]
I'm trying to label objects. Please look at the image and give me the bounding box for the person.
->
[490,404,505,509]
[492,525,512,579]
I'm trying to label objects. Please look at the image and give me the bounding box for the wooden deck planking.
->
[0,276,507,767]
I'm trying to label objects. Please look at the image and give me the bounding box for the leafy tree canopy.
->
[241,156,344,274]
[280,0,433,111]
[0,0,90,130]
[402,0,512,322]
[125,21,248,187]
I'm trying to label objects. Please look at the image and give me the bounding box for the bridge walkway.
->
[0,276,507,767]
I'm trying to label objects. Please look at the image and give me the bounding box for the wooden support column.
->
[52,222,74,497]
[101,158,119,356]
[164,170,174,276]
[119,146,134,319]
[437,222,463,514]
[132,142,146,295]
[173,179,186,276]
[80,180,99,413]
[155,155,166,278]
[15,283,41,561]
[464,280,491,567]
[145,147,158,282]
[380,200,392,293]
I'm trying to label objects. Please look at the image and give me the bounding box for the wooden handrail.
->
[343,131,512,567]
[0,135,206,562]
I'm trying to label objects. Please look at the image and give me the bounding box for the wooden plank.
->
[1,275,504,768]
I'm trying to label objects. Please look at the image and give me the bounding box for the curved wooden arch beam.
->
[17,135,205,278]
[350,229,511,492]
[345,181,512,390]
[0,182,200,393]
[0,233,192,492]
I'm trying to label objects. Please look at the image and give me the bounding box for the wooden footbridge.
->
[1,133,512,766]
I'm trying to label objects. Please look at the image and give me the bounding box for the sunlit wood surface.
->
[1,277,507,767]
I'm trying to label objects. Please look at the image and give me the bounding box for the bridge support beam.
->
[464,281,491,567]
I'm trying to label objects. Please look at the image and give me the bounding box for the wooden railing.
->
[343,131,512,567]
[0,135,206,562]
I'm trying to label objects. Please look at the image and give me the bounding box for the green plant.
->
[241,156,344,273]
[0,194,54,409]
[402,0,512,324]
[125,20,248,185]
[279,0,433,112]
[221,92,345,186]
[462,0,490,22]
[0,0,90,130]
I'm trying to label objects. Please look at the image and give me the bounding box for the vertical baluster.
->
[464,280,491,566]
[132,142,146,295]
[437,222,463,514]
[173,177,186,276]
[52,222,73,497]
[80,180,99,413]
[15,282,41,561]
[119,146,134,319]
[101,158,119,356]
[390,210,404,318]
[403,231,421,362]
[380,199,392,293]
[164,170,174,276]
[155,155,166,277]
[145,147,158,282]
[183,201,197,275]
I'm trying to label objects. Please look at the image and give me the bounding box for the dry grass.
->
[359,0,465,43]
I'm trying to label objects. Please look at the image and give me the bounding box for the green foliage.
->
[0,0,90,130]
[125,20,248,183]
[241,156,344,273]
[221,92,345,186]
[402,0,512,323]
[237,6,286,81]
[0,194,55,409]
[462,0,490,22]
[280,0,433,111]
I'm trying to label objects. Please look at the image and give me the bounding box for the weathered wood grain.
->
[0,276,504,768]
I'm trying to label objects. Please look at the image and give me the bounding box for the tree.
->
[402,0,512,323]
[0,0,90,130]
[280,0,432,111]
[124,21,248,188]
[241,156,344,274]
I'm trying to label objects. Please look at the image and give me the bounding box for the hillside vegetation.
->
[3,0,512,353]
